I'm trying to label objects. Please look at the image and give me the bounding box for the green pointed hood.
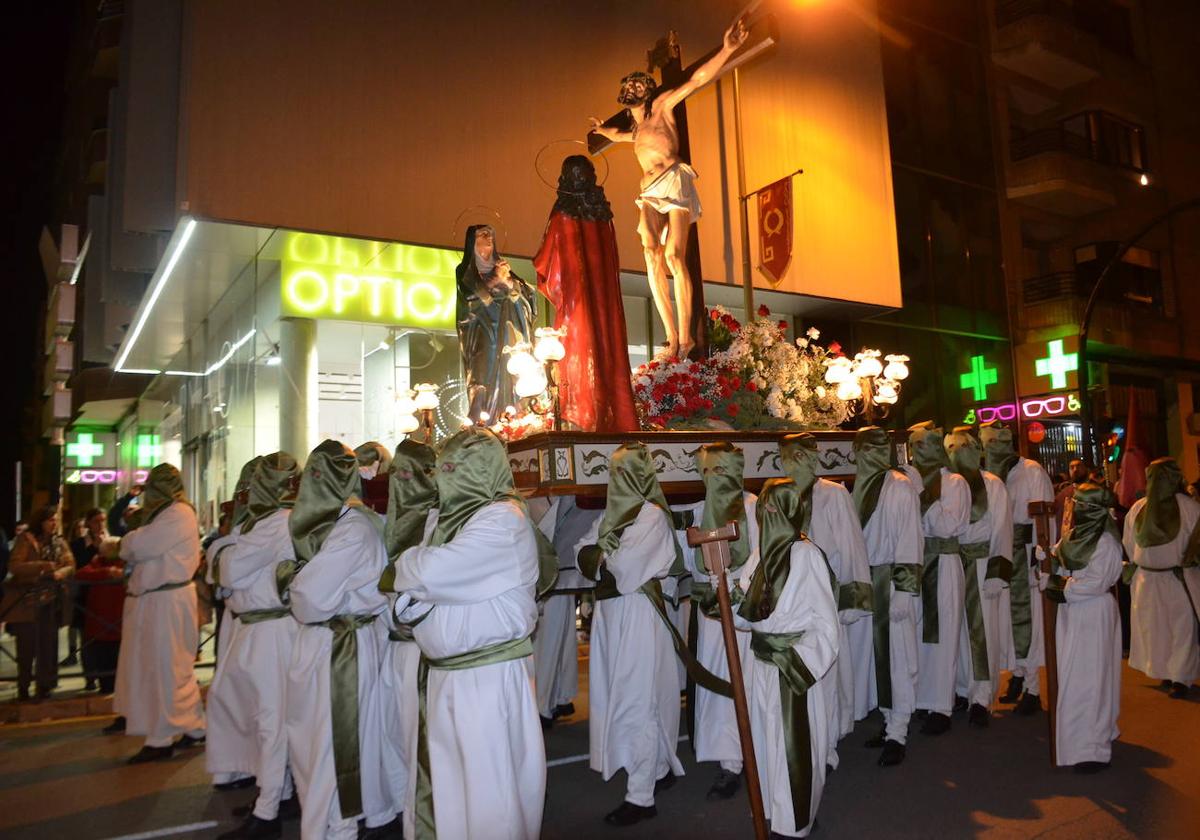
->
[779,432,819,534]
[241,452,300,534]
[354,441,392,478]
[232,457,264,528]
[140,463,191,525]
[598,442,685,571]
[696,442,750,572]
[945,426,987,522]
[908,421,946,514]
[1135,457,1185,548]
[852,426,894,527]
[289,439,363,566]
[739,478,812,622]
[379,440,438,593]
[980,421,1020,483]
[1058,482,1120,571]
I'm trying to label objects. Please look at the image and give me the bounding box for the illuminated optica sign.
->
[279,236,459,329]
[65,469,150,486]
[65,430,118,469]
[962,393,1081,425]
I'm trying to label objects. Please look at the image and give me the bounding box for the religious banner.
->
[757,176,793,285]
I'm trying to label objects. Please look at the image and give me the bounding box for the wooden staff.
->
[1028,500,1058,766]
[687,521,768,840]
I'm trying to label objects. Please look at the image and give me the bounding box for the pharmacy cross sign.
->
[960,355,998,402]
[67,433,105,467]
[1035,340,1079,390]
[136,434,162,468]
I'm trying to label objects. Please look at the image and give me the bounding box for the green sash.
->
[921,535,959,643]
[305,612,378,819]
[869,565,893,709]
[414,636,534,840]
[129,579,192,598]
[230,607,291,624]
[750,631,816,833]
[1009,522,1034,659]
[958,541,992,681]
[838,580,873,613]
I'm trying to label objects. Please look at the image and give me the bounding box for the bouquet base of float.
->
[507,429,906,496]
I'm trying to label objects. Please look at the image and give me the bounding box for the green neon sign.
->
[136,433,162,468]
[1034,340,1078,390]
[66,433,105,467]
[960,355,998,401]
[279,234,458,329]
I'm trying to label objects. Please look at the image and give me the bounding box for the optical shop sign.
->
[280,239,457,330]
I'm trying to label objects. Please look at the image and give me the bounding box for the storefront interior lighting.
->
[68,232,91,286]
[115,218,197,372]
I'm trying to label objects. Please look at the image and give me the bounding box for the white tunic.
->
[735,541,839,838]
[532,497,590,719]
[954,473,1014,708]
[577,503,683,807]
[682,492,758,770]
[206,527,241,665]
[900,466,970,716]
[798,479,870,766]
[860,471,923,742]
[1054,532,1122,766]
[207,509,298,819]
[115,502,206,747]
[998,458,1055,685]
[1123,494,1200,683]
[395,500,544,840]
[287,507,391,840]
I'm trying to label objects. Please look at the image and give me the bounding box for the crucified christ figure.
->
[590,16,748,362]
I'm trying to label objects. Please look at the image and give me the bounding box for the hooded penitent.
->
[354,441,392,479]
[430,427,557,598]
[779,433,819,534]
[289,439,363,568]
[378,439,438,593]
[696,442,750,573]
[1134,457,1185,548]
[1058,483,1120,571]
[852,427,895,527]
[232,456,265,528]
[980,421,1020,483]
[945,426,988,522]
[139,463,191,525]
[908,421,948,514]
[739,478,806,623]
[597,442,684,572]
[241,452,300,534]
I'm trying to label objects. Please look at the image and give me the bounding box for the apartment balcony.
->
[46,282,76,341]
[42,385,73,436]
[992,1,1102,90]
[44,340,75,395]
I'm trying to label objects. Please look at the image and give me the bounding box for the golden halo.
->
[534,139,611,194]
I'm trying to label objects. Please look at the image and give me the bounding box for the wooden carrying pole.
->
[687,521,768,840]
[1029,500,1058,766]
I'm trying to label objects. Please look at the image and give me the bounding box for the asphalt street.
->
[0,663,1196,839]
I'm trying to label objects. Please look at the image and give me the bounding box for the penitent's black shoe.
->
[604,801,657,826]
[176,733,206,749]
[102,716,126,734]
[999,675,1024,703]
[1073,761,1110,775]
[128,745,175,764]
[705,768,741,800]
[878,739,906,767]
[218,815,281,840]
[1168,682,1189,699]
[654,773,676,794]
[553,702,576,719]
[1014,692,1042,716]
[214,776,257,791]
[968,703,990,728]
[864,729,887,748]
[920,712,951,736]
[953,695,969,714]
[359,816,403,839]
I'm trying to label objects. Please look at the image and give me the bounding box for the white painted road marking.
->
[101,821,219,840]
[546,734,688,768]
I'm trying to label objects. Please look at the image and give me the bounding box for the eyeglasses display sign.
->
[962,393,1081,425]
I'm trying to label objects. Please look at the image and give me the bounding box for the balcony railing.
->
[1022,263,1163,314]
[996,0,1135,58]
[1010,110,1147,171]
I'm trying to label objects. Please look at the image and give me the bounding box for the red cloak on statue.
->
[534,211,639,432]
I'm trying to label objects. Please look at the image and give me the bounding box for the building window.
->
[1011,111,1147,173]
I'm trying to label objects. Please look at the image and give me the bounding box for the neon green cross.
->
[960,355,998,401]
[67,433,105,467]
[1035,340,1078,389]
[136,434,162,467]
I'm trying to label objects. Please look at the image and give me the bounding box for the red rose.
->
[777,320,788,332]
[731,377,742,390]
[710,308,721,321]
[747,380,758,392]
[829,341,843,356]
[757,304,770,317]
[727,403,740,417]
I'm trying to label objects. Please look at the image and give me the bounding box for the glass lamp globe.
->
[854,350,883,380]
[515,370,549,399]
[883,354,910,381]
[395,391,418,416]
[533,328,567,363]
[414,383,440,411]
[836,379,862,401]
[396,413,420,434]
[875,380,899,404]
[824,357,852,385]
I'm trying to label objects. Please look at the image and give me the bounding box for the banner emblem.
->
[757,176,793,285]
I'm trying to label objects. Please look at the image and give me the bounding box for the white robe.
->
[115,502,206,747]
[206,527,241,666]
[207,509,298,819]
[999,458,1055,694]
[900,466,970,716]
[1054,532,1122,766]
[804,479,871,766]
[287,507,391,840]
[954,473,1014,708]
[735,541,838,838]
[680,492,758,773]
[860,471,924,743]
[395,500,544,840]
[1123,493,1200,684]
[577,502,683,807]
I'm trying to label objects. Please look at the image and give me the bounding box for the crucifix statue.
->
[589,15,751,362]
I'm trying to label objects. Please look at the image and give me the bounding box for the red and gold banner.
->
[757,176,793,285]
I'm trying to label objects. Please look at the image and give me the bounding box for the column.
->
[279,317,318,463]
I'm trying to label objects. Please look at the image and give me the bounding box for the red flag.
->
[1116,385,1148,508]
[757,176,793,285]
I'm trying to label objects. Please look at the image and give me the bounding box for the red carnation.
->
[747,380,758,392]
[727,403,740,417]
[710,308,721,321]
[777,320,788,332]
[731,376,742,390]
[757,304,770,317]
[829,341,843,356]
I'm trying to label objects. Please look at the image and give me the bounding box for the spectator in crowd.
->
[2,505,75,701]
[107,484,143,538]
[1054,459,1089,534]
[65,509,109,678]
[76,537,125,693]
